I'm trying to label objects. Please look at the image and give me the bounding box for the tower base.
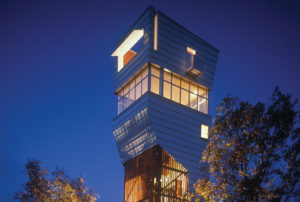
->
[124,145,190,202]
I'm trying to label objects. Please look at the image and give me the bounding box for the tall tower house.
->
[112,6,219,201]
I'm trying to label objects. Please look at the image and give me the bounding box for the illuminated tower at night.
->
[111,6,219,201]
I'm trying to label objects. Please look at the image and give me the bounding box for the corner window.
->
[150,66,160,95]
[117,65,208,115]
[162,69,208,114]
[201,124,209,139]
[117,67,148,114]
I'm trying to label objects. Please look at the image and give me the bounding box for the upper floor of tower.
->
[111,6,219,90]
[111,6,219,115]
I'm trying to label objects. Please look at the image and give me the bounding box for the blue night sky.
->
[0,0,299,201]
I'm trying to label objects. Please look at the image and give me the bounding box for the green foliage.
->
[194,87,300,201]
[15,159,99,202]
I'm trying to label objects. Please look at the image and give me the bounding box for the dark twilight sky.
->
[0,0,299,201]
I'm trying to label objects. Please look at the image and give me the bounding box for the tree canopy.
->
[15,159,99,202]
[194,87,300,201]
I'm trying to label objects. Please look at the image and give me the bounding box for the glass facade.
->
[118,68,148,114]
[162,69,208,114]
[117,64,208,115]
[160,149,189,201]
[150,67,160,95]
[113,108,149,142]
[124,145,189,202]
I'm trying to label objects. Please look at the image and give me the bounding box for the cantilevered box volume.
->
[112,6,219,202]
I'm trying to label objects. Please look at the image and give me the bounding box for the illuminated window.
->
[117,65,208,115]
[201,124,209,139]
[199,96,208,114]
[162,68,208,114]
[172,85,180,103]
[117,67,148,114]
[181,89,189,106]
[141,68,148,95]
[129,80,135,104]
[136,83,141,99]
[118,92,124,113]
[181,80,189,90]
[154,14,158,51]
[111,29,144,72]
[164,71,171,82]
[172,76,180,86]
[190,92,198,110]
[151,77,160,95]
[163,82,171,99]
[123,50,136,67]
[150,66,160,95]
[163,71,171,99]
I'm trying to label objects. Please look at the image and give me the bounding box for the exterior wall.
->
[113,92,210,190]
[112,6,219,92]
[124,145,189,201]
[148,92,210,186]
[113,93,155,163]
[149,11,218,90]
[113,7,155,93]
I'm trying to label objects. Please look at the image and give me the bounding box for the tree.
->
[194,87,300,201]
[15,159,99,202]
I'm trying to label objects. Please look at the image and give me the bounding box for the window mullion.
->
[160,69,164,96]
[179,79,181,104]
[148,64,151,93]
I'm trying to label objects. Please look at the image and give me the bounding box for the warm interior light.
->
[123,50,137,67]
[190,93,197,100]
[198,98,206,105]
[111,29,144,71]
[201,124,209,139]
[154,14,158,50]
[164,68,171,73]
[187,47,196,55]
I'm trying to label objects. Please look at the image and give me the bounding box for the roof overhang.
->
[111,29,144,57]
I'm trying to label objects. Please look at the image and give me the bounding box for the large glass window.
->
[172,85,180,103]
[162,68,208,114]
[150,66,160,95]
[163,82,171,99]
[181,89,189,106]
[117,67,148,114]
[117,65,208,115]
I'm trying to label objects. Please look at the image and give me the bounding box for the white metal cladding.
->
[113,94,156,163]
[112,6,219,194]
[113,7,155,92]
[113,6,219,92]
[147,93,210,189]
[148,11,219,90]
[113,93,210,188]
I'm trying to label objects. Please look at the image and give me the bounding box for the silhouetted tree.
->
[194,87,300,201]
[15,159,99,202]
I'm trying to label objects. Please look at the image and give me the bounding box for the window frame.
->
[162,68,208,114]
[200,124,209,139]
[117,67,149,114]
